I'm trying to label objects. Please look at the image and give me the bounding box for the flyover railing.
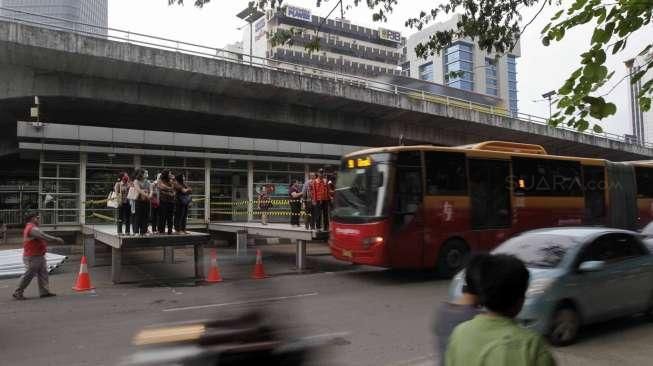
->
[0,6,649,149]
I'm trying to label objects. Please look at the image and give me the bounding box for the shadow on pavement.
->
[574,313,653,344]
[340,268,445,285]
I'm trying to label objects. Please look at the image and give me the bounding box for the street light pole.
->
[541,90,556,120]
[237,6,264,67]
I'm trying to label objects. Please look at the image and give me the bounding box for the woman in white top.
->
[113,172,131,235]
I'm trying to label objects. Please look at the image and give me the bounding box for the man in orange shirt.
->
[13,213,64,300]
[311,169,330,231]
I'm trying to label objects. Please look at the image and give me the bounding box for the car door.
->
[612,235,653,312]
[568,236,619,321]
[574,234,652,319]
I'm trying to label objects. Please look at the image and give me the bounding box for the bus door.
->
[389,151,425,268]
[583,165,606,225]
[468,159,512,251]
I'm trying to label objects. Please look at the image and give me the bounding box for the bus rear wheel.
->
[436,239,469,278]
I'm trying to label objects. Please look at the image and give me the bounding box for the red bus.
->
[329,141,653,276]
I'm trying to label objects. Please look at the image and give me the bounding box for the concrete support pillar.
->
[163,247,175,264]
[79,152,87,225]
[236,230,247,256]
[194,244,205,279]
[83,234,95,267]
[296,239,307,271]
[134,155,141,170]
[204,158,211,223]
[111,247,122,284]
[247,161,254,222]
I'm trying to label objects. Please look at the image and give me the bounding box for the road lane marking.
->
[162,292,319,312]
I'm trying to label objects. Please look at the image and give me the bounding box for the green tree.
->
[171,0,652,133]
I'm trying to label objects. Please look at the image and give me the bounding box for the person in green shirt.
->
[445,254,556,366]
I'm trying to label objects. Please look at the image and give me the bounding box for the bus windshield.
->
[332,158,392,223]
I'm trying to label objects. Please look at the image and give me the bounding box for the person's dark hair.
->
[118,172,128,181]
[462,254,490,296]
[176,174,185,185]
[478,254,530,317]
[132,168,145,181]
[160,169,170,182]
[24,212,39,224]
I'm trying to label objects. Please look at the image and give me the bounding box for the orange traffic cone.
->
[251,249,268,279]
[73,256,95,291]
[206,249,223,283]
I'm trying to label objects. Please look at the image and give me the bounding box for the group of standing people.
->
[113,168,192,236]
[256,168,335,230]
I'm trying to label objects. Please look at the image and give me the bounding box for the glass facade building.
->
[444,42,474,91]
[418,62,433,81]
[404,15,520,114]
[485,58,498,96]
[0,0,108,35]
[507,55,518,116]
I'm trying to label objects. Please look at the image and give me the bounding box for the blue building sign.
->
[286,5,312,22]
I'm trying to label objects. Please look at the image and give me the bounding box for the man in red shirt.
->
[311,169,330,231]
[13,213,64,300]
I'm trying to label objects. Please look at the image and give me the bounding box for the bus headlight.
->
[362,236,384,249]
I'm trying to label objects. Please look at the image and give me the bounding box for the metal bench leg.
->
[163,247,175,264]
[236,230,247,256]
[111,247,122,284]
[296,239,307,271]
[194,245,204,279]
[84,235,95,267]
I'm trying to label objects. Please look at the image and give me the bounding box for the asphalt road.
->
[1,250,653,366]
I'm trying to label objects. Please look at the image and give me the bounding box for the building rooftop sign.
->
[285,5,312,22]
[379,27,401,43]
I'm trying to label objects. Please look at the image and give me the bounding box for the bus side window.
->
[424,152,467,195]
[635,167,653,198]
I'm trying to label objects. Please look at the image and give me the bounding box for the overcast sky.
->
[108,0,653,137]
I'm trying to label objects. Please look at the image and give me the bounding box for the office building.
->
[242,4,405,77]
[625,51,653,144]
[0,0,108,35]
[404,14,521,115]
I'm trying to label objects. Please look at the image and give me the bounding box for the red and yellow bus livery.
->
[329,141,653,276]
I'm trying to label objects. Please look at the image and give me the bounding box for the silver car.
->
[449,227,653,346]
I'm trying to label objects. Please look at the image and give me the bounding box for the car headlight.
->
[525,278,555,298]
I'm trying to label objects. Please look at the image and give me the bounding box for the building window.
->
[485,58,498,96]
[444,42,474,91]
[507,55,518,116]
[401,61,411,76]
[418,61,433,81]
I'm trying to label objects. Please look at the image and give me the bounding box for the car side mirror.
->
[579,260,605,272]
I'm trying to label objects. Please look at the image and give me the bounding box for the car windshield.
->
[493,233,581,268]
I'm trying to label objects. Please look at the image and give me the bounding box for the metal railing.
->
[0,6,650,149]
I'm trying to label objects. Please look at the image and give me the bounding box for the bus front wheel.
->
[436,239,469,278]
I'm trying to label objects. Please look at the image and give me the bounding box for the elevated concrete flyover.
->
[0,20,651,160]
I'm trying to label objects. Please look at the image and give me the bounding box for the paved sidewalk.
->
[0,241,361,298]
